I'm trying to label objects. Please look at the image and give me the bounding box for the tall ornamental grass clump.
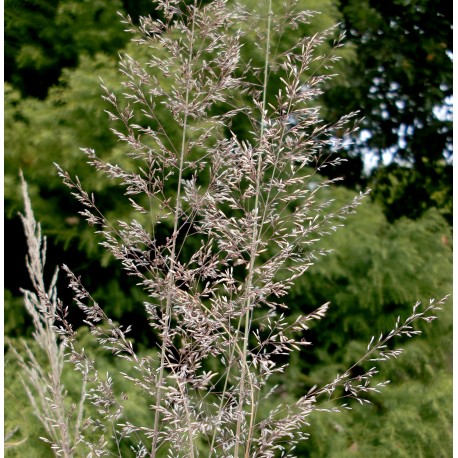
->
[14,0,447,456]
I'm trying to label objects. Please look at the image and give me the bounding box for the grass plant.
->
[11,1,447,456]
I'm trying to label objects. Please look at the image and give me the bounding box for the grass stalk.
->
[234,1,273,456]
[151,5,197,457]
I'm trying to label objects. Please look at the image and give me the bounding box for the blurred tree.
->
[5,0,216,99]
[287,186,452,367]
[5,0,141,98]
[321,0,452,223]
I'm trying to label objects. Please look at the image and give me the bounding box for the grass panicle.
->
[12,1,447,457]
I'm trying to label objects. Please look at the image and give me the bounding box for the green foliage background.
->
[4,0,452,456]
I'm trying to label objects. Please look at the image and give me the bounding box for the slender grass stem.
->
[151,5,197,457]
[234,2,273,456]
